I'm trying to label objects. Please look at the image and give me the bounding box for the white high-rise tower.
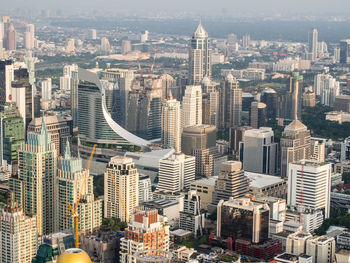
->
[308,28,318,61]
[182,85,202,128]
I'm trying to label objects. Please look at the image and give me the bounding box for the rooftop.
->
[191,176,218,187]
[245,171,285,189]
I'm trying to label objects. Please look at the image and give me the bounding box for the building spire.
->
[40,116,47,135]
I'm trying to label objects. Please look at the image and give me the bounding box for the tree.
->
[102,218,127,231]
[342,172,350,185]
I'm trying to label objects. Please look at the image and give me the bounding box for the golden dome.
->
[57,248,92,263]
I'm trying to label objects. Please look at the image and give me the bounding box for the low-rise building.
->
[190,176,217,210]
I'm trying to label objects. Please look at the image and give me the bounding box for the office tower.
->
[60,64,78,91]
[286,232,313,256]
[120,208,169,263]
[218,74,242,128]
[261,88,277,119]
[5,23,15,51]
[160,74,177,100]
[27,115,72,157]
[213,161,249,204]
[0,103,25,171]
[182,85,202,127]
[217,197,270,243]
[126,78,162,140]
[24,24,35,50]
[340,39,350,64]
[139,174,152,204]
[341,137,350,162]
[302,91,316,107]
[288,161,331,218]
[161,97,181,152]
[41,78,52,100]
[56,142,102,233]
[334,47,340,63]
[310,138,326,163]
[11,66,33,129]
[100,37,110,53]
[122,40,131,54]
[308,28,318,61]
[280,121,311,178]
[179,190,205,237]
[10,119,57,235]
[0,60,14,108]
[0,192,38,263]
[250,102,266,128]
[182,124,217,177]
[239,127,277,175]
[140,30,149,43]
[104,156,139,222]
[90,29,96,40]
[229,126,252,160]
[157,153,195,193]
[306,236,335,263]
[188,22,211,85]
[242,34,251,48]
[202,78,219,126]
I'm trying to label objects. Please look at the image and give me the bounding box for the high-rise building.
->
[65,39,75,53]
[250,102,266,128]
[229,126,252,160]
[310,138,326,163]
[104,156,139,222]
[24,24,34,50]
[213,161,249,204]
[288,161,331,218]
[334,95,350,113]
[122,40,131,54]
[41,78,52,100]
[0,103,25,172]
[217,197,270,244]
[179,190,205,237]
[9,119,57,235]
[161,97,181,152]
[5,23,15,51]
[89,29,96,40]
[27,114,72,157]
[280,120,311,178]
[160,74,177,100]
[182,124,217,177]
[308,29,318,61]
[139,174,152,204]
[286,232,313,256]
[261,88,278,120]
[120,208,169,263]
[202,78,219,126]
[0,192,38,263]
[306,236,336,263]
[100,37,110,53]
[55,142,102,233]
[239,127,278,175]
[340,39,350,64]
[157,153,195,193]
[341,137,350,162]
[182,85,202,128]
[188,22,211,85]
[302,91,316,107]
[242,34,251,48]
[60,64,78,91]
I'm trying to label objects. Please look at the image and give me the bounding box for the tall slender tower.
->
[24,24,35,50]
[308,28,318,61]
[5,23,16,51]
[189,22,211,85]
[161,96,182,152]
[9,118,57,235]
[182,85,202,128]
[55,141,102,233]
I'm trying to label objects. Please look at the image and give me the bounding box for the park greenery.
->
[93,174,104,197]
[180,234,209,249]
[102,218,127,232]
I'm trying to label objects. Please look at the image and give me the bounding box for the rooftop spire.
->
[40,116,47,135]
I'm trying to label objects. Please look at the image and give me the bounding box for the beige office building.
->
[182,85,202,128]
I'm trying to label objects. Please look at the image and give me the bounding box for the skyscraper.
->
[213,161,249,205]
[239,127,278,175]
[5,23,15,51]
[55,141,102,233]
[308,28,318,61]
[182,85,202,128]
[188,22,211,85]
[288,161,331,218]
[41,78,52,100]
[0,192,38,263]
[24,24,35,50]
[161,97,181,152]
[249,102,266,128]
[340,39,350,64]
[157,153,195,193]
[242,34,251,48]
[10,118,57,235]
[0,60,14,108]
[104,156,139,222]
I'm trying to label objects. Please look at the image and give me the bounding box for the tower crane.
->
[68,144,97,248]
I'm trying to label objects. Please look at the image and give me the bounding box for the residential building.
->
[5,24,15,51]
[0,192,37,263]
[120,208,169,263]
[302,91,316,107]
[287,161,331,218]
[179,191,205,237]
[27,114,72,157]
[9,119,57,235]
[104,156,139,222]
[41,78,52,101]
[340,39,350,64]
[188,23,211,85]
[213,161,249,205]
[182,85,202,128]
[306,236,335,263]
[55,141,102,233]
[341,136,350,162]
[286,232,313,256]
[161,97,181,152]
[190,176,217,210]
[139,174,152,204]
[239,127,278,175]
[308,29,318,61]
[250,102,267,128]
[310,138,325,163]
[0,60,14,109]
[157,153,195,193]
[217,197,270,244]
[24,24,34,50]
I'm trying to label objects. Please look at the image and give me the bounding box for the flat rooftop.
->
[191,176,218,187]
[245,171,285,189]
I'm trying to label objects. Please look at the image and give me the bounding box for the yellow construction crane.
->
[68,144,97,248]
[107,169,129,222]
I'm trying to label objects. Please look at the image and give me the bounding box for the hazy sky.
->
[5,0,350,16]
